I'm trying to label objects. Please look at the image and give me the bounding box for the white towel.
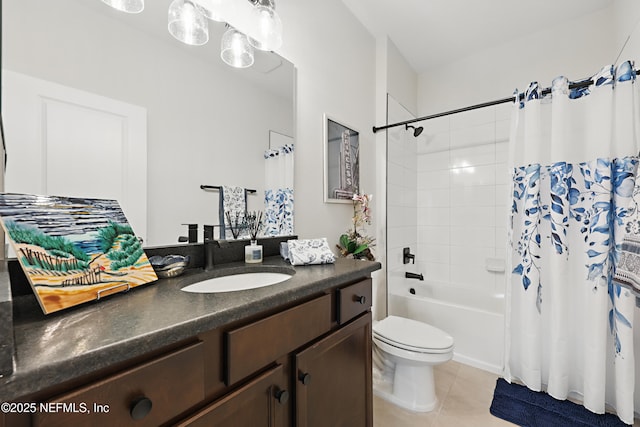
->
[287,238,335,266]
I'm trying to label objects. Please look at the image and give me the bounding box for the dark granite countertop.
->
[0,257,381,402]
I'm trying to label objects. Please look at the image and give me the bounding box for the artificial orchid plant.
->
[337,193,375,261]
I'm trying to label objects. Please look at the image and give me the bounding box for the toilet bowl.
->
[372,315,454,412]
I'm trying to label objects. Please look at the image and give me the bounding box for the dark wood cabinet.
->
[177,364,289,427]
[33,342,205,427]
[8,277,373,427]
[295,312,373,427]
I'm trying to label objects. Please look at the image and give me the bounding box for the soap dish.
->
[149,255,190,279]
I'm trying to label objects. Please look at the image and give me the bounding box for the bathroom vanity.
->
[0,256,380,427]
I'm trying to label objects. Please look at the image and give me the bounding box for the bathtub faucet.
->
[405,272,424,281]
[403,247,415,264]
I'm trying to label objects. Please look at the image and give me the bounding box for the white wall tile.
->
[496,119,511,143]
[450,185,495,207]
[418,225,450,246]
[495,103,513,121]
[495,162,508,185]
[450,225,496,247]
[450,206,495,227]
[494,184,510,207]
[450,164,496,187]
[451,122,495,149]
[450,245,495,265]
[419,243,450,264]
[387,182,403,207]
[409,109,513,302]
[421,115,449,134]
[419,132,450,154]
[387,162,404,186]
[418,206,451,226]
[418,188,449,208]
[418,151,449,172]
[418,170,449,190]
[495,141,509,163]
[450,144,496,168]
[450,106,495,130]
[421,261,450,283]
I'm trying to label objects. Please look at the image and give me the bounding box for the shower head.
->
[405,124,424,137]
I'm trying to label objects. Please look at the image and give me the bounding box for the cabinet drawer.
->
[33,342,204,427]
[336,279,372,325]
[176,364,288,427]
[226,294,332,385]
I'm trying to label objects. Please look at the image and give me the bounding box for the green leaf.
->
[339,234,350,248]
[352,244,368,255]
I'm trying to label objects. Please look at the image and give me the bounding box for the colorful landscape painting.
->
[0,193,157,314]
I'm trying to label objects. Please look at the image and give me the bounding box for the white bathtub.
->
[388,282,505,374]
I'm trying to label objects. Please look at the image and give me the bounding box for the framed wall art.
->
[323,114,360,203]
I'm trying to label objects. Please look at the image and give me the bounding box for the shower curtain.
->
[264,144,294,236]
[506,61,639,424]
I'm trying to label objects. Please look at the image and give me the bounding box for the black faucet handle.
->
[403,247,416,264]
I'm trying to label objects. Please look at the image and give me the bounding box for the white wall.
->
[417,7,616,116]
[614,0,640,62]
[277,0,376,246]
[3,0,292,246]
[386,40,418,117]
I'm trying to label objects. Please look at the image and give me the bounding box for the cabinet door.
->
[295,312,372,427]
[177,364,289,427]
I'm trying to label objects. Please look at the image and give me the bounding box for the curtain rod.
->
[372,70,640,134]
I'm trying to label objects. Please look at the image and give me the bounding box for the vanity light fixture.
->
[101,0,144,14]
[102,0,282,67]
[247,0,282,51]
[168,0,209,46]
[195,0,235,22]
[221,26,255,68]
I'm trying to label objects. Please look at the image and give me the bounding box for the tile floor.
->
[373,360,514,426]
[373,360,640,427]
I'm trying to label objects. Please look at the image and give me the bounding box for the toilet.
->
[372,315,454,412]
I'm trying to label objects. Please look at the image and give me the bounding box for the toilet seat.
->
[373,315,453,354]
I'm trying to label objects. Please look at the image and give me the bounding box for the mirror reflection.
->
[2,0,295,246]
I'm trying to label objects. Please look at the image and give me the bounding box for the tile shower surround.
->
[388,103,511,297]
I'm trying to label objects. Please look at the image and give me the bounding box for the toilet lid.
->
[373,315,453,351]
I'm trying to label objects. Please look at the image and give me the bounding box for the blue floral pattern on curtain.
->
[511,157,638,352]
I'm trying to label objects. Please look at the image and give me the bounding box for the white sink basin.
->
[181,272,292,293]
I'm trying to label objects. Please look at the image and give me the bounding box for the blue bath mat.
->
[490,378,630,426]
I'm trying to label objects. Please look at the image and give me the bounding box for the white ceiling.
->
[341,0,615,73]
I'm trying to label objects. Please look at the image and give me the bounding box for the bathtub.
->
[388,282,505,374]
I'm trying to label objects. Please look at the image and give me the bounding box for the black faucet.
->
[179,223,198,243]
[405,272,424,281]
[403,247,415,264]
[204,225,215,271]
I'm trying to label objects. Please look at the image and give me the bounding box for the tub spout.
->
[405,272,423,281]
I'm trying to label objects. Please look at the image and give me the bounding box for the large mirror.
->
[1,0,295,246]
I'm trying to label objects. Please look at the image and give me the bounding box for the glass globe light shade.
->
[102,0,144,14]
[168,0,209,46]
[195,0,235,22]
[248,1,282,51]
[221,27,254,68]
